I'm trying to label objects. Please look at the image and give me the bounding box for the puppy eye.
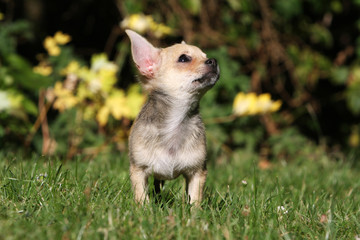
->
[178,54,192,63]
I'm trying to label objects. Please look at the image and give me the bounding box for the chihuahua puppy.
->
[126,30,220,206]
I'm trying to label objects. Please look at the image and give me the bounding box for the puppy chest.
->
[146,145,206,180]
[130,113,206,179]
[132,133,206,179]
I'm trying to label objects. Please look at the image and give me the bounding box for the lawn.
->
[0,150,359,239]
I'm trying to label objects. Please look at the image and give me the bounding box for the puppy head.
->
[126,30,220,98]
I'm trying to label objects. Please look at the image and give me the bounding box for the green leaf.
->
[0,125,5,137]
[330,0,343,13]
[181,0,201,15]
[346,82,360,115]
[22,97,38,116]
[354,0,360,6]
[331,67,349,85]
[274,0,302,19]
[6,54,52,91]
[0,20,32,56]
[123,1,144,14]
[227,0,242,11]
[309,24,333,48]
[356,37,360,58]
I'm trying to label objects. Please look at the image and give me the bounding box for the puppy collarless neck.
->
[148,90,200,117]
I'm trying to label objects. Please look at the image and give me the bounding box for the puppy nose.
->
[205,58,217,67]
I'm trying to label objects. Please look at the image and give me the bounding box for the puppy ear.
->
[126,30,161,79]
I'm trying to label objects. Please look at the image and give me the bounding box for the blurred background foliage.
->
[0,0,359,163]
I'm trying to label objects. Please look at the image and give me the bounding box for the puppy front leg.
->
[186,169,207,206]
[130,164,149,204]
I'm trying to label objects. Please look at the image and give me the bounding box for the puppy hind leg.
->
[152,179,165,204]
[130,164,149,204]
[154,179,165,194]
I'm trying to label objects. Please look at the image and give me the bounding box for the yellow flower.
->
[270,100,282,112]
[77,66,95,83]
[0,91,11,111]
[245,93,258,115]
[43,36,56,49]
[8,94,23,109]
[149,21,173,38]
[88,78,102,94]
[77,82,92,101]
[95,87,145,126]
[90,54,118,93]
[53,82,78,111]
[53,82,67,96]
[48,46,60,56]
[0,90,38,116]
[53,96,78,112]
[257,93,282,113]
[96,105,110,126]
[43,37,61,56]
[120,14,151,34]
[98,69,117,93]
[233,92,257,116]
[33,64,53,76]
[233,92,282,116]
[125,85,146,119]
[349,126,359,147]
[96,90,128,126]
[53,31,71,45]
[61,61,80,75]
[108,91,129,119]
[43,32,70,56]
[120,14,172,37]
[0,12,4,21]
[91,53,118,73]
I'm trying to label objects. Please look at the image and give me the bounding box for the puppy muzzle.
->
[205,58,217,68]
[191,58,220,94]
[204,58,220,84]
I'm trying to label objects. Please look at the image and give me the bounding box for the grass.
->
[0,150,359,239]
